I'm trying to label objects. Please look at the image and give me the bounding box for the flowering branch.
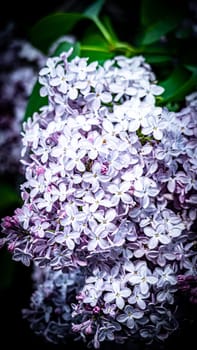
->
[0,0,196,348]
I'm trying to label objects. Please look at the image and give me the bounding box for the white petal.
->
[148,237,158,249]
[117,313,128,323]
[116,296,125,309]
[67,238,75,250]
[121,288,131,298]
[87,240,97,251]
[153,129,163,140]
[159,235,171,245]
[127,318,135,329]
[104,292,115,303]
[140,282,149,295]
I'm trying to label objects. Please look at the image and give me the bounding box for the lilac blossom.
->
[0,49,197,348]
[104,280,131,309]
[116,305,144,329]
[22,265,85,343]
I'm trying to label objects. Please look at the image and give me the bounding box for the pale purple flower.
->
[60,204,87,230]
[36,191,58,212]
[141,112,166,140]
[85,83,112,110]
[144,225,171,249]
[16,205,32,229]
[104,281,131,309]
[134,177,159,208]
[50,64,68,93]
[87,224,109,251]
[31,219,50,238]
[93,208,116,231]
[65,149,86,172]
[155,265,177,288]
[84,189,112,212]
[54,227,80,250]
[83,284,103,307]
[108,181,134,206]
[116,305,144,328]
[127,263,158,294]
[27,175,45,198]
[128,285,149,309]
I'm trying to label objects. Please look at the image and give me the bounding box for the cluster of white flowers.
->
[1,49,196,348]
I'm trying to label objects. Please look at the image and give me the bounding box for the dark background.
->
[0,0,196,349]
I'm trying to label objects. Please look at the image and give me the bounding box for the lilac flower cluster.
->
[22,265,85,344]
[0,24,46,174]
[1,49,197,348]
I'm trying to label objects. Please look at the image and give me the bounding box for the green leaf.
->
[159,66,197,104]
[139,0,184,46]
[102,15,118,42]
[165,102,181,112]
[144,54,171,63]
[84,0,105,20]
[140,15,181,45]
[185,65,197,74]
[30,12,84,52]
[81,31,114,62]
[81,29,108,46]
[51,41,81,58]
[29,1,112,54]
[24,81,48,121]
[81,46,114,62]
